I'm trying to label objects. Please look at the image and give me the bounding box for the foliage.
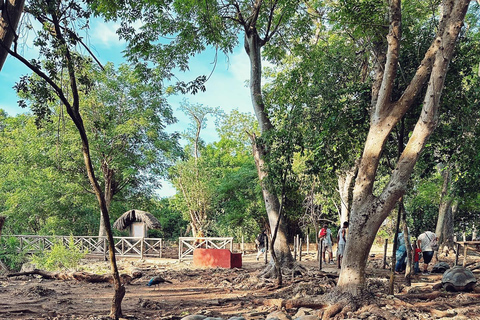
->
[30,236,87,272]
[0,237,28,271]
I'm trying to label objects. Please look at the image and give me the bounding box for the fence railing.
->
[1,235,163,259]
[178,237,234,261]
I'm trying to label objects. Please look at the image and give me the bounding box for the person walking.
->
[337,221,349,268]
[417,230,437,275]
[255,230,267,261]
[319,224,334,264]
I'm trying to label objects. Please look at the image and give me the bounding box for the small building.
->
[113,209,161,238]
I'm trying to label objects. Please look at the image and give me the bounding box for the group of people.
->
[318,221,349,268]
[255,223,437,274]
[395,230,438,275]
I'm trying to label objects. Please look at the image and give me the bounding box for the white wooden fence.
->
[178,237,234,261]
[1,235,163,259]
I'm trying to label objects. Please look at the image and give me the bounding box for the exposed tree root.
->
[320,302,344,319]
[258,260,307,281]
[7,269,138,284]
[396,290,453,301]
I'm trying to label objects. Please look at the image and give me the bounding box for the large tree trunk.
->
[245,23,293,267]
[435,164,452,245]
[336,0,470,298]
[0,0,25,71]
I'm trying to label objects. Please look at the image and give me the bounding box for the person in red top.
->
[413,241,421,274]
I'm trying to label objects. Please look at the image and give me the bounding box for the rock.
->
[293,315,319,320]
[266,310,292,320]
[227,317,246,320]
[181,315,207,320]
[294,308,314,318]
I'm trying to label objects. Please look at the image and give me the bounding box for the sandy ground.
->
[1,250,479,320]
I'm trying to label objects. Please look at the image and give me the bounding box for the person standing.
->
[319,224,334,264]
[395,231,407,273]
[337,221,349,268]
[417,230,437,275]
[412,241,422,274]
[255,230,267,261]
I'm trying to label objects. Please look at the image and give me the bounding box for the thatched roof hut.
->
[113,209,161,237]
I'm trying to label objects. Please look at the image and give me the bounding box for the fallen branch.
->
[7,269,136,284]
[395,291,452,301]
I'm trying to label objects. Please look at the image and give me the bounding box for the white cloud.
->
[89,21,125,48]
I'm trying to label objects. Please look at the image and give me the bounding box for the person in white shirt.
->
[417,230,437,275]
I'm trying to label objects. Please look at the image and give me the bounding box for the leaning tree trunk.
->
[0,0,25,71]
[98,164,114,237]
[336,0,470,298]
[245,25,293,268]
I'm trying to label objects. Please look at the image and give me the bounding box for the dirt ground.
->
[1,249,480,320]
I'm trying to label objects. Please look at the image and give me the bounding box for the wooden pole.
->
[383,239,388,269]
[299,237,302,261]
[307,234,310,254]
[264,235,268,264]
[455,242,460,266]
[293,236,297,261]
[463,243,468,267]
[319,241,323,270]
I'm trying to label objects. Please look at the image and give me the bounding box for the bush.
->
[30,236,87,271]
[0,236,28,271]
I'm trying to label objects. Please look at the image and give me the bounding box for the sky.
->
[0,19,255,197]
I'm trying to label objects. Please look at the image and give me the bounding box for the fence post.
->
[241,235,244,255]
[293,235,297,261]
[383,239,388,269]
[160,239,162,258]
[264,235,268,264]
[307,235,309,254]
[103,238,107,261]
[319,241,323,270]
[141,238,144,260]
[178,239,182,261]
[299,237,302,262]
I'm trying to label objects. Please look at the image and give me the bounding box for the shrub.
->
[30,236,87,271]
[0,236,28,271]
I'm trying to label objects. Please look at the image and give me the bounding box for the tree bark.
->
[0,0,24,71]
[435,164,452,246]
[337,161,359,224]
[336,0,470,297]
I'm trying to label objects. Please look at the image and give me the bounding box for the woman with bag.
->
[417,230,437,275]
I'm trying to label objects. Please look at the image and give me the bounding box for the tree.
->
[170,101,221,237]
[89,0,303,271]
[1,1,128,317]
[337,0,472,300]
[81,63,179,237]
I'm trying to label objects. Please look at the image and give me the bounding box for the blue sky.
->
[0,19,254,197]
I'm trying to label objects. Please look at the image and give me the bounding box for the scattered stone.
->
[293,315,319,320]
[180,315,207,320]
[265,310,292,320]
